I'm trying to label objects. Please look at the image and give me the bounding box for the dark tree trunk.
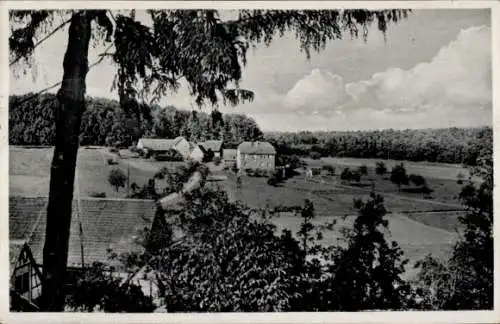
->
[41,12,92,311]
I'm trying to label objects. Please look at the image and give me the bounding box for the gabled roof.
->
[223,149,237,161]
[237,141,276,155]
[138,137,186,151]
[138,138,177,151]
[199,140,223,152]
[9,196,157,269]
[9,240,26,277]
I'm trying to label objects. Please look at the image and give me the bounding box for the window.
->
[15,272,29,294]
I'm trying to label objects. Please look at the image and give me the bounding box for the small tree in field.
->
[108,168,127,192]
[350,170,362,183]
[408,174,426,187]
[390,163,409,191]
[375,161,388,176]
[358,165,368,176]
[340,168,352,182]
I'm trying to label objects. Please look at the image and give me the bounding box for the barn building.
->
[198,140,224,158]
[237,141,276,171]
[136,136,191,159]
[9,196,167,311]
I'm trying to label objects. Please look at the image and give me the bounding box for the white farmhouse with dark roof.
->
[137,136,191,159]
[236,141,276,171]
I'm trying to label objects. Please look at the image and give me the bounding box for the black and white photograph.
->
[2,1,497,321]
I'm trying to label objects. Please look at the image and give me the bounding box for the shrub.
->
[311,168,321,176]
[89,191,106,198]
[267,170,283,186]
[457,172,465,185]
[109,147,119,154]
[213,156,222,166]
[341,168,352,181]
[107,158,118,165]
[358,165,368,175]
[409,174,426,187]
[108,168,127,192]
[375,161,387,175]
[245,168,254,177]
[322,164,335,175]
[154,149,184,162]
[203,149,215,163]
[390,163,409,191]
[309,151,321,160]
[351,170,362,182]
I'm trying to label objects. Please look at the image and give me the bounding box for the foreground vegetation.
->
[64,153,492,312]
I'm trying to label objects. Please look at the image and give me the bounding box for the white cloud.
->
[345,25,491,112]
[284,69,347,113]
[257,24,492,131]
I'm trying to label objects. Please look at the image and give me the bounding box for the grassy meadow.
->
[10,145,469,279]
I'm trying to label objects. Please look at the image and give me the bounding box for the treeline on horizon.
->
[9,93,263,149]
[9,93,492,166]
[264,126,492,166]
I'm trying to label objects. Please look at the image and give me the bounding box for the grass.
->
[10,146,468,279]
[304,156,475,181]
[213,159,468,279]
[263,212,457,280]
[10,146,166,198]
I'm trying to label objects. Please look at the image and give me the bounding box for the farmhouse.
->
[189,142,205,162]
[198,140,223,158]
[136,136,191,159]
[237,141,276,171]
[223,149,237,167]
[9,196,165,310]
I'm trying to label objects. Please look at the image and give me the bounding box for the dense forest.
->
[9,93,492,166]
[9,93,263,149]
[265,127,492,166]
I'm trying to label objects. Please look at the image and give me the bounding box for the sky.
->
[9,9,492,132]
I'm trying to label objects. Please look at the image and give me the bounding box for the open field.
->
[10,146,164,198]
[10,146,222,198]
[10,146,468,279]
[265,212,457,279]
[304,156,477,181]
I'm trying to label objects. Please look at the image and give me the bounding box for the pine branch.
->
[10,14,75,66]
[10,43,114,107]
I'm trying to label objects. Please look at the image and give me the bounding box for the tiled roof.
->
[138,137,186,151]
[9,196,157,269]
[223,149,237,161]
[9,241,26,277]
[199,140,223,152]
[237,141,276,155]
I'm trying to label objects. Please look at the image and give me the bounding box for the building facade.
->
[236,141,276,171]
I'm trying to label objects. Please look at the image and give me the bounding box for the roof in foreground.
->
[9,196,157,269]
[237,141,276,155]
